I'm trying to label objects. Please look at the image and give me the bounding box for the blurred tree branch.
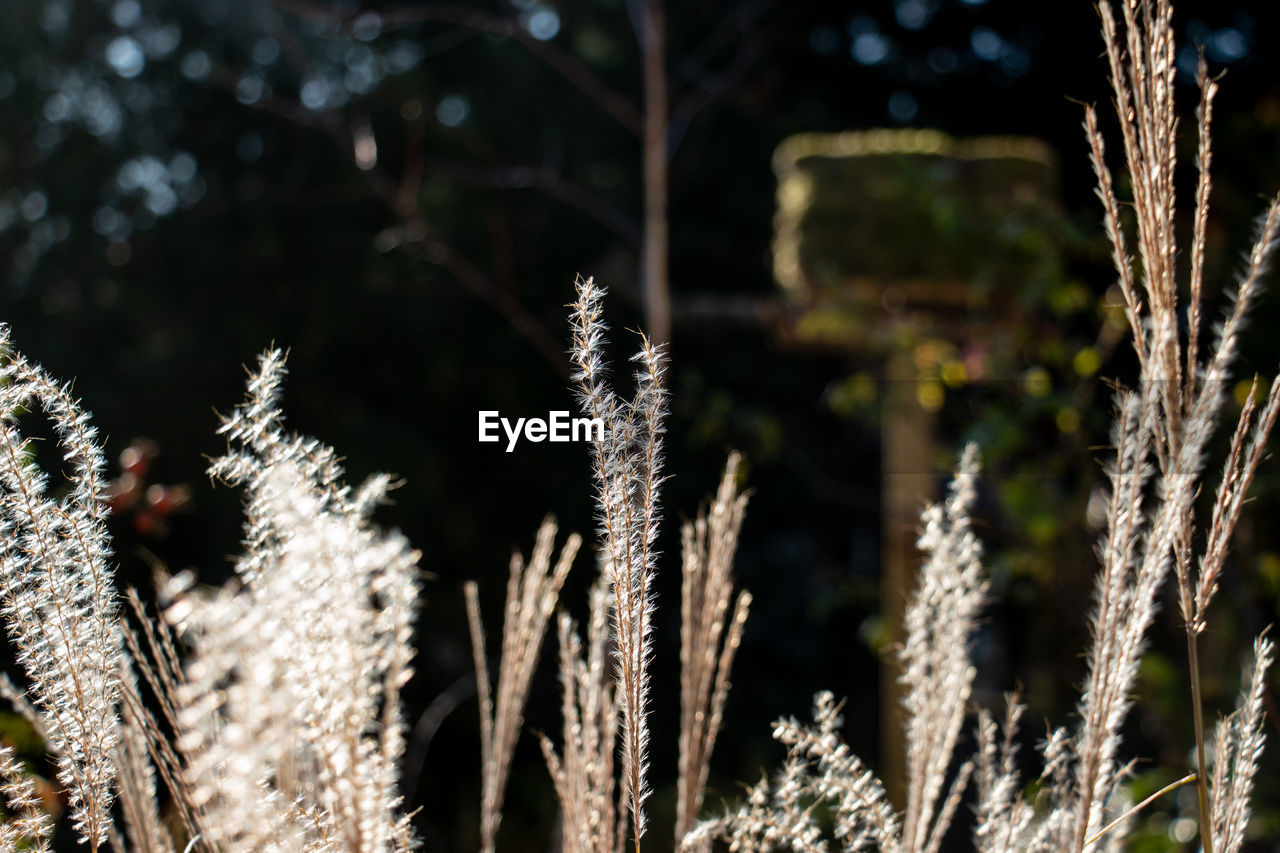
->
[267,0,643,134]
[254,0,776,356]
[420,158,643,250]
[218,60,573,377]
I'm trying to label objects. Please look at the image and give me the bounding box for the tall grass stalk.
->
[466,518,580,853]
[1089,1,1280,847]
[568,275,669,851]
[676,452,752,850]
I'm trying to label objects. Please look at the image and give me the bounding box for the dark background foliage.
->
[3,0,1280,849]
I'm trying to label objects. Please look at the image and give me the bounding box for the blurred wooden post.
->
[771,129,1062,806]
[880,347,937,801]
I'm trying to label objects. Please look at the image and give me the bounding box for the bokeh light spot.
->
[436,94,470,127]
[106,36,146,78]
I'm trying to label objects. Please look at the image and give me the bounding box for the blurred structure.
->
[772,128,1071,800]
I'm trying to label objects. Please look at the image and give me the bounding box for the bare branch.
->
[269,0,643,133]
[669,29,764,157]
[422,157,643,249]
[207,67,573,378]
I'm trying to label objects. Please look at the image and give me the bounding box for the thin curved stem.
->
[1085,773,1197,847]
[1188,631,1215,853]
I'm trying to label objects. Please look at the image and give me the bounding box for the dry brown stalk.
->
[466,518,580,853]
[675,452,752,848]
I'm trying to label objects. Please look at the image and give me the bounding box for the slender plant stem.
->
[1187,630,1216,853]
[1085,773,1197,847]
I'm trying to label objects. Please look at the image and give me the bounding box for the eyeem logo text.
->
[478,411,604,452]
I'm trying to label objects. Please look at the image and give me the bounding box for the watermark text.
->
[478,410,604,452]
